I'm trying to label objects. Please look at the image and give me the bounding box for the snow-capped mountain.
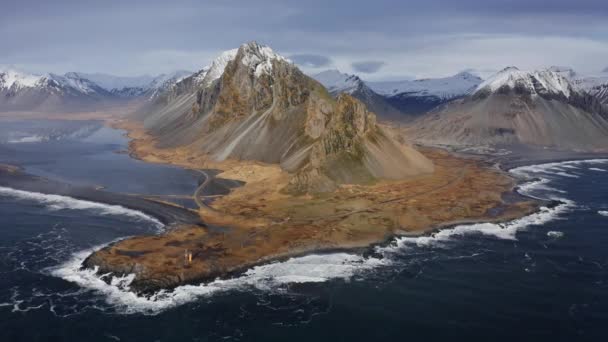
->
[367,72,483,114]
[0,69,109,96]
[408,66,608,151]
[0,69,114,112]
[80,71,193,98]
[473,67,576,99]
[312,70,404,120]
[313,70,362,94]
[548,66,608,106]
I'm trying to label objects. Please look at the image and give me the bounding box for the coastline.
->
[5,118,602,294]
[77,119,543,293]
[0,164,201,227]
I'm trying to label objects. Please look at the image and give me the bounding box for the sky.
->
[1,0,608,81]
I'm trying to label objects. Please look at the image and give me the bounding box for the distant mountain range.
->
[3,53,608,154]
[0,69,193,112]
[312,69,484,118]
[311,70,404,121]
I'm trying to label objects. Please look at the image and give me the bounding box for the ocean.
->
[1,120,607,341]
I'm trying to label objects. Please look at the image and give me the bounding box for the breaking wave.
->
[49,248,386,315]
[7,135,47,144]
[0,186,163,230]
[599,211,608,217]
[41,158,608,315]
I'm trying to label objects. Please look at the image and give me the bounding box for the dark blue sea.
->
[1,119,607,341]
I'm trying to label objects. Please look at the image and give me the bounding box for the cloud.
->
[2,1,608,79]
[351,61,385,73]
[289,54,332,68]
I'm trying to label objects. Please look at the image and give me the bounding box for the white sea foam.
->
[49,158,603,314]
[0,186,163,229]
[599,211,608,217]
[589,168,606,172]
[377,199,574,253]
[510,159,608,178]
[49,248,386,315]
[7,135,46,143]
[547,231,564,238]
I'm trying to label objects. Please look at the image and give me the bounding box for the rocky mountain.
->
[0,69,113,112]
[368,72,483,115]
[312,70,407,121]
[408,67,608,151]
[141,42,433,193]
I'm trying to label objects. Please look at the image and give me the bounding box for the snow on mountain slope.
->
[513,66,608,105]
[0,69,43,90]
[0,69,116,112]
[312,70,361,94]
[568,70,608,105]
[0,69,111,97]
[77,73,156,91]
[199,49,238,87]
[369,72,482,101]
[474,67,576,98]
[311,69,407,121]
[408,66,608,151]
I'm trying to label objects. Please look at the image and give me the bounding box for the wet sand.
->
[0,164,201,226]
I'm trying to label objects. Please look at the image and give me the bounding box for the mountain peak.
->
[200,48,239,87]
[312,69,362,95]
[499,66,520,73]
[547,66,577,79]
[0,69,44,90]
[475,68,576,98]
[236,42,288,77]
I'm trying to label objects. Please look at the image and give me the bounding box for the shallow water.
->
[1,120,608,341]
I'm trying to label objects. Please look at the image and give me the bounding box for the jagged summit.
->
[140,42,433,192]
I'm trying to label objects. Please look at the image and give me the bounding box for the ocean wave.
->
[377,199,574,252]
[510,159,608,179]
[589,168,606,172]
[48,158,596,315]
[547,231,564,238]
[49,248,386,315]
[7,135,47,144]
[0,186,163,230]
[599,211,608,217]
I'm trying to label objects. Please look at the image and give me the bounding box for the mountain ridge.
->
[408,66,608,151]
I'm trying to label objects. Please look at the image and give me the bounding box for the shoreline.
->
[76,120,542,293]
[0,164,202,227]
[5,118,604,294]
